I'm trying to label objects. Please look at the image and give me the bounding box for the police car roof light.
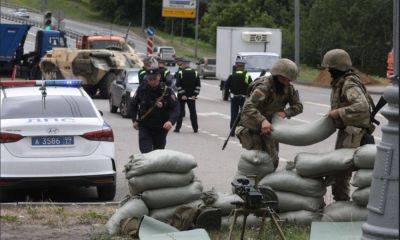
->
[0,80,82,88]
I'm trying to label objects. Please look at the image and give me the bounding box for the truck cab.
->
[76,35,135,53]
[0,23,67,78]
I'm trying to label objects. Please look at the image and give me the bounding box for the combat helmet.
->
[270,58,298,81]
[322,49,352,71]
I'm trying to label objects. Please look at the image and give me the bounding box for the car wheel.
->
[109,94,118,113]
[97,184,116,201]
[120,97,129,118]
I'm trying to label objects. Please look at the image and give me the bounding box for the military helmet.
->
[322,49,352,71]
[270,58,298,81]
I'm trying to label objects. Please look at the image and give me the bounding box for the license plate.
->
[31,136,74,146]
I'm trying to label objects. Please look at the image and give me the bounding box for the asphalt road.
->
[0,75,386,202]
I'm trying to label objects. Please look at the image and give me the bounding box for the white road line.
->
[305,101,330,108]
[202,82,219,88]
[198,96,216,101]
[316,113,326,116]
[374,136,382,141]
[197,112,230,120]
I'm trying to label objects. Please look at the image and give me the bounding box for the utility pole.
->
[180,18,184,45]
[294,0,300,70]
[141,0,146,34]
[194,0,200,58]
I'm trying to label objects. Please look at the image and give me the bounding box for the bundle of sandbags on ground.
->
[351,144,376,207]
[322,144,377,222]
[259,170,325,224]
[107,150,204,235]
[124,150,204,222]
[234,149,275,181]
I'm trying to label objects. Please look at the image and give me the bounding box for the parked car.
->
[13,8,29,18]
[154,46,176,66]
[109,68,140,118]
[0,80,116,201]
[197,57,216,78]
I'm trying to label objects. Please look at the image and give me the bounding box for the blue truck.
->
[0,23,67,78]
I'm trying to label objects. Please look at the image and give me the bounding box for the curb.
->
[296,80,386,95]
[0,201,120,208]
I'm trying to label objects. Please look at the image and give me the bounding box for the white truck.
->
[216,27,282,98]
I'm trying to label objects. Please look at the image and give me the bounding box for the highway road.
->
[0,10,387,203]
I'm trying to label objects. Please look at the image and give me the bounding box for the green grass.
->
[298,65,321,83]
[0,214,18,222]
[8,0,102,22]
[79,210,108,224]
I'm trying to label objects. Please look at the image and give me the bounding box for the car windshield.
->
[126,71,139,84]
[161,48,174,53]
[1,95,97,119]
[90,40,127,51]
[241,55,279,71]
[207,59,216,65]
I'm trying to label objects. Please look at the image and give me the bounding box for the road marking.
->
[374,136,382,141]
[202,82,219,88]
[197,112,230,120]
[316,113,326,116]
[305,101,330,108]
[198,96,217,101]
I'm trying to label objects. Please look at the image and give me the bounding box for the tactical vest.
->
[178,68,198,96]
[230,71,251,95]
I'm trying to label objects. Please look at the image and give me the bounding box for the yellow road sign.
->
[162,7,196,18]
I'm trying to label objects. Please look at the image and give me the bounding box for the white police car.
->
[0,80,116,200]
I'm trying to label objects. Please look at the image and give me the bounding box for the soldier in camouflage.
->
[236,58,303,168]
[322,49,375,201]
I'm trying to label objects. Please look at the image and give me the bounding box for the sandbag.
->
[275,191,325,212]
[351,169,373,188]
[221,215,260,227]
[279,210,322,224]
[352,187,370,207]
[141,181,203,209]
[106,198,149,235]
[271,116,336,146]
[237,151,275,178]
[150,200,204,223]
[321,201,368,222]
[211,193,243,216]
[354,144,377,169]
[125,150,197,178]
[259,170,326,198]
[128,171,195,195]
[294,149,355,177]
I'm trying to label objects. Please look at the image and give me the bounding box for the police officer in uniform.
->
[138,57,153,85]
[157,58,173,87]
[236,58,303,169]
[322,49,375,201]
[174,58,201,133]
[131,68,180,153]
[225,59,253,136]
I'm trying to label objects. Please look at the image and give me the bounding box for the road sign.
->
[147,27,155,36]
[162,0,196,19]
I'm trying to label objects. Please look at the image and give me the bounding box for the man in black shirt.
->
[131,68,179,153]
[174,58,201,133]
[225,59,252,136]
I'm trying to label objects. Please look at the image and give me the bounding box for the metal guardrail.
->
[1,12,82,40]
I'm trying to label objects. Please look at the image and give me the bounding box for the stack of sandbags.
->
[259,170,325,224]
[294,148,356,178]
[322,144,377,222]
[351,144,376,208]
[234,150,275,181]
[124,150,204,223]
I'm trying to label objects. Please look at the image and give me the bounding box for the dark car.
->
[109,68,140,118]
[197,57,216,79]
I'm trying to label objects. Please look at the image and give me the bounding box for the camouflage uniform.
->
[323,49,374,201]
[236,75,303,168]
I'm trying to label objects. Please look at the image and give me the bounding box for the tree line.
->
[90,0,393,75]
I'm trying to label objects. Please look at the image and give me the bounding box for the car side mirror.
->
[98,110,104,116]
